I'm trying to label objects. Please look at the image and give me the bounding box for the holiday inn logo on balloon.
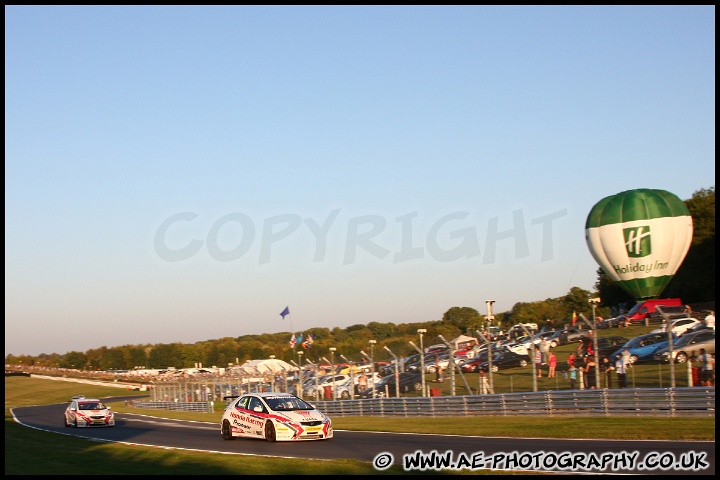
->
[585,188,693,301]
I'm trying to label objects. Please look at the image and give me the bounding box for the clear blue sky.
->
[5,6,715,357]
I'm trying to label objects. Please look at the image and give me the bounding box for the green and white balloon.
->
[585,188,693,300]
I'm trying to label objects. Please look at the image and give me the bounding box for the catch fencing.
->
[129,387,714,417]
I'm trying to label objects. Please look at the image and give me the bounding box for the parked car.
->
[610,332,677,364]
[64,397,114,428]
[595,336,630,359]
[454,344,479,360]
[359,370,425,398]
[326,377,356,400]
[303,374,350,398]
[650,318,702,336]
[425,353,452,373]
[459,346,506,373]
[646,305,691,325]
[403,353,438,373]
[653,329,716,363]
[477,351,530,373]
[548,327,592,345]
[220,392,332,442]
[304,372,381,399]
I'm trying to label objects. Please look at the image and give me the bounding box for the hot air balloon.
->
[585,188,693,300]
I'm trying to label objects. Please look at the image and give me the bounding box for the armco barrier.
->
[128,400,214,413]
[310,387,715,417]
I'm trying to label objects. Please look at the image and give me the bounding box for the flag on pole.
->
[280,306,290,319]
[289,333,296,348]
[296,333,304,346]
[302,334,314,349]
[572,311,577,326]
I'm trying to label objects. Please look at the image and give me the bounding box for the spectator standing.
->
[615,356,627,388]
[602,356,614,388]
[357,372,368,395]
[436,363,444,383]
[548,352,557,378]
[568,364,578,389]
[621,348,631,367]
[684,305,693,315]
[584,356,597,389]
[534,348,543,377]
[697,348,715,386]
[705,311,715,330]
[539,338,550,364]
[567,352,576,369]
[585,332,595,357]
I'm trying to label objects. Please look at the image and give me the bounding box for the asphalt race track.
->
[11,402,715,475]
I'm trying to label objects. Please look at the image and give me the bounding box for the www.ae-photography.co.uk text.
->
[154,208,569,265]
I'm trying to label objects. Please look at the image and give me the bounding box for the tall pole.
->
[369,340,377,398]
[290,360,301,397]
[269,355,276,392]
[384,346,400,397]
[587,298,601,389]
[296,351,303,396]
[418,329,427,396]
[485,300,496,392]
[305,358,319,401]
[329,348,336,400]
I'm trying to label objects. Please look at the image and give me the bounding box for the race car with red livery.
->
[220,392,332,442]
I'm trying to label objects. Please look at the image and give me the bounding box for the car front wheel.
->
[222,420,234,440]
[264,421,277,442]
[519,360,528,367]
[491,365,499,373]
[676,352,688,363]
[340,390,350,400]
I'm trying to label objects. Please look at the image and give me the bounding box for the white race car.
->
[64,397,115,427]
[220,392,332,442]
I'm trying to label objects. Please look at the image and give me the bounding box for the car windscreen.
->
[265,396,312,411]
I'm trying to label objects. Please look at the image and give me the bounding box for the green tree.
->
[442,307,481,332]
[665,186,715,302]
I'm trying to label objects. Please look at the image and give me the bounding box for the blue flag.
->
[280,306,290,319]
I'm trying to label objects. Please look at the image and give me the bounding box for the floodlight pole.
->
[269,355,276,392]
[409,340,426,396]
[305,358,319,400]
[383,346,400,397]
[418,328,427,397]
[369,340,377,398]
[296,351,304,396]
[485,300,496,393]
[329,348,336,400]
